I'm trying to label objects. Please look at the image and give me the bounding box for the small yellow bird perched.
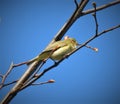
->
[26,36,98,65]
[27,36,78,65]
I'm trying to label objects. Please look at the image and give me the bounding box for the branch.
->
[31,79,55,86]
[75,25,120,54]
[2,80,18,88]
[92,2,98,36]
[98,24,120,36]
[82,0,120,16]
[74,0,79,9]
[0,60,33,89]
[0,61,42,104]
[0,62,14,89]
[20,61,62,90]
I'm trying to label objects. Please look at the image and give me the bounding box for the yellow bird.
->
[26,36,78,65]
[25,36,98,65]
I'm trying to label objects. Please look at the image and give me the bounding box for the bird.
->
[26,36,78,65]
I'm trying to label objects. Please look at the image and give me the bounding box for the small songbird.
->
[26,36,98,65]
[27,36,78,65]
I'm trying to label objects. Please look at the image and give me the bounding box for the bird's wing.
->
[44,40,67,52]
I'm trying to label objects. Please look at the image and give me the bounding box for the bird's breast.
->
[50,45,75,60]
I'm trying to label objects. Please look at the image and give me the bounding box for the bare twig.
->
[20,61,61,90]
[92,2,98,36]
[62,25,120,62]
[0,60,33,89]
[13,61,29,67]
[1,61,42,104]
[74,0,79,9]
[83,45,98,52]
[82,0,120,16]
[31,79,55,86]
[77,25,120,51]
[2,80,18,88]
[98,24,120,36]
[0,62,14,89]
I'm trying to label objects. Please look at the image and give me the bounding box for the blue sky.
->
[0,0,120,104]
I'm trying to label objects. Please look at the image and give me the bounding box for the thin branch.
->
[83,45,98,52]
[82,0,120,16]
[0,62,14,89]
[74,0,79,9]
[92,2,98,36]
[98,24,120,36]
[0,61,42,104]
[75,25,120,54]
[13,61,29,67]
[31,79,55,86]
[2,80,18,88]
[0,60,31,89]
[20,61,61,90]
